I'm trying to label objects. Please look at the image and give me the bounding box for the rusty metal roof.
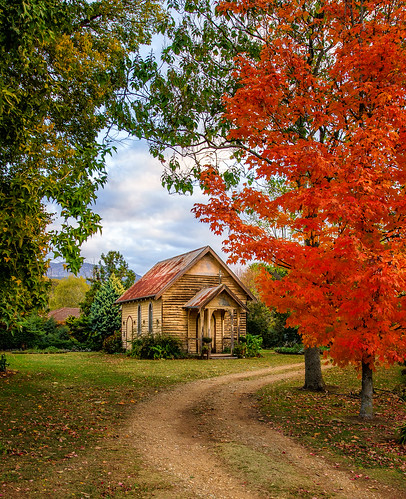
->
[184,286,223,309]
[116,245,256,304]
[116,246,211,303]
[184,285,248,311]
[48,307,80,323]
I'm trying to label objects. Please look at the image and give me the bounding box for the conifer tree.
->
[89,275,124,349]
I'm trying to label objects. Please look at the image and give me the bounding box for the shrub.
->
[0,314,82,351]
[66,314,91,345]
[274,344,304,355]
[233,342,246,358]
[201,336,212,359]
[234,334,263,358]
[247,301,300,348]
[89,275,124,349]
[246,334,263,357]
[129,334,185,360]
[102,331,124,354]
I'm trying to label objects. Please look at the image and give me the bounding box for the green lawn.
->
[1,351,405,497]
[0,351,294,497]
[257,364,406,492]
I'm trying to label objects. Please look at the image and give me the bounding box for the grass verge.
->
[0,350,297,497]
[257,364,406,492]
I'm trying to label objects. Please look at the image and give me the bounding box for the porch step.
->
[209,353,238,359]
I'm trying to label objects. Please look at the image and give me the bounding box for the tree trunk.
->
[303,346,325,391]
[360,362,374,419]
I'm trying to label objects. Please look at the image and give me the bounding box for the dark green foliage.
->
[0,315,80,350]
[269,310,301,346]
[247,301,274,347]
[0,354,9,372]
[75,252,135,350]
[88,275,124,350]
[0,192,50,330]
[65,314,91,346]
[102,331,124,354]
[247,301,300,348]
[0,0,161,332]
[233,342,246,358]
[201,336,213,359]
[246,334,263,357]
[129,334,185,360]
[91,251,136,290]
[274,345,304,355]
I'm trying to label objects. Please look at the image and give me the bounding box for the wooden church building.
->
[116,246,255,355]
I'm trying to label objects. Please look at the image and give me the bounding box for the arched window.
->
[137,305,142,336]
[126,316,133,348]
[148,302,153,333]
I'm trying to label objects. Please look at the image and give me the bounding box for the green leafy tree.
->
[192,0,406,417]
[241,264,300,348]
[92,251,136,290]
[88,275,124,349]
[128,0,324,387]
[127,0,262,190]
[0,0,161,331]
[68,251,135,346]
[48,276,90,310]
[0,314,77,350]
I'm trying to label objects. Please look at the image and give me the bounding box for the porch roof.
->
[183,284,248,311]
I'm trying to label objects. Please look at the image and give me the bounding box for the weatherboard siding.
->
[119,247,252,353]
[121,299,162,348]
[161,273,247,349]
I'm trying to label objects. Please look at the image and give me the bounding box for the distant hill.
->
[47,262,141,281]
[47,262,96,280]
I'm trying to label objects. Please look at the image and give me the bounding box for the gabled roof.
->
[48,307,80,322]
[183,284,249,311]
[116,246,255,304]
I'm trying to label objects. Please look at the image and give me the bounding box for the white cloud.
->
[79,140,228,275]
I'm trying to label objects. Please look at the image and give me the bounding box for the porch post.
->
[186,309,190,354]
[221,310,225,352]
[237,309,241,342]
[230,309,235,354]
[207,308,212,340]
[199,309,205,355]
[207,308,214,357]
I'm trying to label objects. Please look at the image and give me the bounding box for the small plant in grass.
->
[397,423,406,445]
[0,353,9,372]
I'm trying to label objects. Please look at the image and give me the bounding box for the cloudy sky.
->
[53,34,234,277]
[77,139,229,276]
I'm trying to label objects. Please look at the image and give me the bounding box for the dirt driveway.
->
[127,363,402,498]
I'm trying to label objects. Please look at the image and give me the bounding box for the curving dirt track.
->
[127,363,402,498]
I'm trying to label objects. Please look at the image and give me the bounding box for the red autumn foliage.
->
[194,0,406,372]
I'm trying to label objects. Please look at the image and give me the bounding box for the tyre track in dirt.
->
[127,363,402,498]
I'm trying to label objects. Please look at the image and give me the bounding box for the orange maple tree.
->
[194,0,406,417]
